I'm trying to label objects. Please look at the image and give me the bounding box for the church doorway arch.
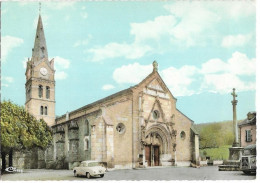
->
[144,124,172,166]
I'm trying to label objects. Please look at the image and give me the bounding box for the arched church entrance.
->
[144,125,171,167]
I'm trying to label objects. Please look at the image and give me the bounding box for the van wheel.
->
[243,171,251,175]
[100,174,104,178]
[86,172,91,179]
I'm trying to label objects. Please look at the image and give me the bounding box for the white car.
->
[73,160,106,178]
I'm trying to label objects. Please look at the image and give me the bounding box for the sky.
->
[1,1,257,124]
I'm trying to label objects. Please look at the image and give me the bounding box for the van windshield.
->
[243,147,256,156]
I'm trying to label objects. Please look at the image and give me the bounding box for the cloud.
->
[81,12,88,19]
[210,1,255,18]
[113,63,152,84]
[163,1,255,47]
[130,15,177,43]
[1,36,24,62]
[102,84,115,91]
[22,57,30,69]
[201,73,255,94]
[2,84,9,87]
[227,52,256,76]
[87,1,255,61]
[2,76,14,83]
[44,2,76,10]
[2,76,14,87]
[55,71,67,80]
[53,56,70,80]
[112,52,255,96]
[201,52,256,76]
[161,66,199,96]
[201,59,228,74]
[88,43,152,62]
[73,35,92,47]
[54,56,70,69]
[221,34,252,48]
[164,2,220,47]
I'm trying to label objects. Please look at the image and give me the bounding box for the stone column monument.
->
[219,88,244,171]
[231,88,239,147]
[229,88,243,160]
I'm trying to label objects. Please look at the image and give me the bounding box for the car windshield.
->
[243,149,251,156]
[88,162,100,167]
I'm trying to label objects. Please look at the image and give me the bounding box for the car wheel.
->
[74,170,78,177]
[86,172,91,179]
[100,174,104,178]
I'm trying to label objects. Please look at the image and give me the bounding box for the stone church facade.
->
[16,14,199,170]
[52,62,200,169]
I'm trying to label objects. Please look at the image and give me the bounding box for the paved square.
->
[1,166,256,181]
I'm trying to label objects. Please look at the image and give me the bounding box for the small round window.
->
[116,123,126,134]
[153,110,160,119]
[180,131,186,139]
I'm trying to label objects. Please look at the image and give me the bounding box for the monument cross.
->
[231,88,239,147]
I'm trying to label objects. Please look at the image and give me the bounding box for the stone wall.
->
[174,109,193,162]
[106,98,132,168]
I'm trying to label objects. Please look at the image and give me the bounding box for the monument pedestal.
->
[219,146,244,171]
[229,147,244,160]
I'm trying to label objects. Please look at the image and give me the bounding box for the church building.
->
[23,14,200,170]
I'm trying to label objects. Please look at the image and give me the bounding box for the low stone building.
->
[238,112,256,148]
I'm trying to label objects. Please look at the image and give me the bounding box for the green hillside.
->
[194,120,243,160]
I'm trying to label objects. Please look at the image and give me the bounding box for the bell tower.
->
[25,12,55,126]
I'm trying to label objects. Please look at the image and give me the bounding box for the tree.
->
[1,100,53,171]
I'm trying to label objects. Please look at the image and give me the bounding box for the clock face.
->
[40,67,48,76]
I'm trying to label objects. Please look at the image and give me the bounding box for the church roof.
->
[190,125,199,135]
[32,15,48,63]
[56,87,133,121]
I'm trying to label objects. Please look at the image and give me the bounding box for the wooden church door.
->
[145,145,151,166]
[153,146,160,166]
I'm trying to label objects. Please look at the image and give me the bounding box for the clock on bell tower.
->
[25,14,56,126]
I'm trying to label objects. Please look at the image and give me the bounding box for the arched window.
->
[45,106,48,115]
[85,119,89,136]
[153,110,160,119]
[180,131,186,140]
[46,86,50,99]
[84,136,89,151]
[28,86,31,97]
[40,106,44,115]
[26,86,31,100]
[38,85,43,98]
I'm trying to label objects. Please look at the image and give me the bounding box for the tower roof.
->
[32,15,48,62]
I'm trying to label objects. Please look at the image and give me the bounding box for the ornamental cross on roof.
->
[153,61,158,72]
